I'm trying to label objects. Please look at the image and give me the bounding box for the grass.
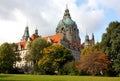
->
[0,74,120,81]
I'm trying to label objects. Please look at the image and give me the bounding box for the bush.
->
[62,61,77,75]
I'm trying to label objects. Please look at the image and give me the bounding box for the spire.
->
[85,34,89,41]
[92,33,94,39]
[66,4,68,10]
[92,33,95,45]
[63,4,71,19]
[35,27,38,36]
[22,25,30,41]
[85,33,90,47]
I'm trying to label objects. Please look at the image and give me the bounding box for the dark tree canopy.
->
[101,21,120,75]
[0,43,16,73]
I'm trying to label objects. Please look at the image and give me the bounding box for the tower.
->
[22,25,30,41]
[35,28,38,36]
[84,33,95,48]
[56,6,81,45]
[56,5,81,61]
[92,33,95,45]
[84,34,90,47]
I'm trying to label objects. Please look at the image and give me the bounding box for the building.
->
[15,6,95,71]
[43,6,81,61]
[55,6,81,60]
[81,33,95,49]
[15,26,39,72]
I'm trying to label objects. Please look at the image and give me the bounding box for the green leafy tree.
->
[101,21,120,76]
[27,38,50,72]
[11,43,21,62]
[77,50,110,76]
[38,45,74,74]
[0,42,16,73]
[62,61,77,75]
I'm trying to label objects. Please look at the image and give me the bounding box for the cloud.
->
[0,0,119,43]
[97,0,120,17]
[70,0,105,34]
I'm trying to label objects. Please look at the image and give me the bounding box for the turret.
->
[92,33,95,45]
[56,5,81,44]
[63,5,71,19]
[22,26,30,41]
[35,28,38,36]
[85,34,90,47]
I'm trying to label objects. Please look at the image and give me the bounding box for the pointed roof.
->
[64,5,71,19]
[92,33,94,40]
[24,26,29,37]
[35,28,38,36]
[57,5,75,27]
[22,25,30,41]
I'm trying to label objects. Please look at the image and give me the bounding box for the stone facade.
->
[16,6,94,71]
[56,7,81,61]
[15,26,39,72]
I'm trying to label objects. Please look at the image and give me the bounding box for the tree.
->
[0,42,16,73]
[11,43,21,62]
[77,50,110,76]
[100,21,120,76]
[62,61,77,75]
[27,38,50,72]
[38,45,74,74]
[81,43,100,57]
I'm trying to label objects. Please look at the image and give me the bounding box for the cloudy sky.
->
[0,0,120,44]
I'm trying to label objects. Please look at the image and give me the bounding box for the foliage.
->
[11,43,21,62]
[10,43,18,51]
[38,45,74,74]
[100,21,120,76]
[26,38,50,72]
[0,74,120,81]
[0,43,16,73]
[81,43,100,57]
[77,50,110,76]
[62,61,77,75]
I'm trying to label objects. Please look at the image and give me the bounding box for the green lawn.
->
[0,74,120,81]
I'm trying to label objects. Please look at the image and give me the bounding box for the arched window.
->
[61,27,64,31]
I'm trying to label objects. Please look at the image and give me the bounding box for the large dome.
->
[57,20,63,27]
[57,18,75,27]
[63,18,75,26]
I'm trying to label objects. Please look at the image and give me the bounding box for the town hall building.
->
[15,6,95,71]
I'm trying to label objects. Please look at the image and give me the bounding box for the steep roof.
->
[30,34,39,41]
[17,34,39,50]
[16,41,27,50]
[43,33,63,45]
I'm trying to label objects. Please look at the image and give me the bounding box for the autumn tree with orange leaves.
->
[77,50,110,76]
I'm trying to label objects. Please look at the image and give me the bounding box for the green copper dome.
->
[63,18,75,26]
[57,20,63,27]
[57,18,75,27]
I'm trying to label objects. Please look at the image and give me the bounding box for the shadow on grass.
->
[0,79,32,81]
[0,74,12,78]
[0,79,63,81]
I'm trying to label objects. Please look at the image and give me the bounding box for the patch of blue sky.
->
[103,7,120,28]
[75,0,88,6]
